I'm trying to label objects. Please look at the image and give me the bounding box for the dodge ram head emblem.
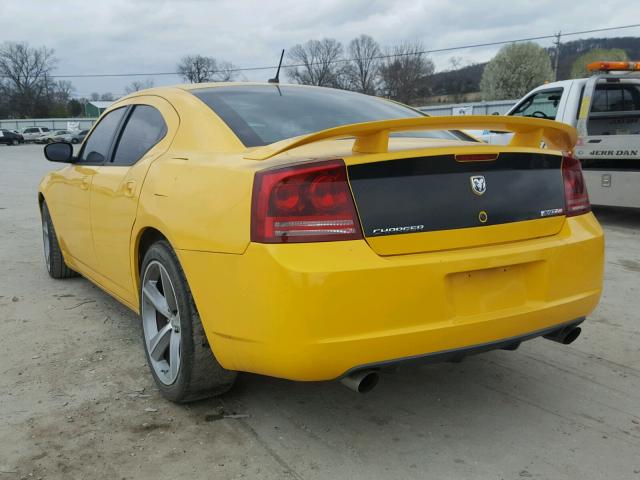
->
[470,175,486,196]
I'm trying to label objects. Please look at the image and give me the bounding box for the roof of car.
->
[178,82,315,91]
[117,82,344,102]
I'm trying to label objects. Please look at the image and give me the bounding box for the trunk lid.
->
[347,151,567,255]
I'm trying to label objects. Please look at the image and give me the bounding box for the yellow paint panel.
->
[178,214,603,380]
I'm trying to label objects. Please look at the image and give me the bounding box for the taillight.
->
[561,154,590,216]
[251,159,363,243]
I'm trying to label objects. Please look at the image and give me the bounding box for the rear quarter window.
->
[111,105,167,166]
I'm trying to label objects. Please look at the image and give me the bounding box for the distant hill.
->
[424,36,640,104]
[427,63,485,101]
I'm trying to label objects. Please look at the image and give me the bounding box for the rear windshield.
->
[190,85,471,147]
[591,83,640,113]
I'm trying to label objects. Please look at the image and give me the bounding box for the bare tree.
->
[178,55,216,83]
[343,35,381,94]
[379,41,434,104]
[177,55,238,83]
[0,42,57,116]
[100,92,114,101]
[90,92,100,101]
[52,80,74,103]
[214,61,238,82]
[286,39,344,87]
[124,79,154,94]
[447,56,464,71]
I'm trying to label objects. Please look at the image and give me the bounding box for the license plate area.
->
[446,262,544,317]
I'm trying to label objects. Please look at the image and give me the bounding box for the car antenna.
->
[268,49,285,84]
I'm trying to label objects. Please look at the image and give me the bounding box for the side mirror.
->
[44,142,74,163]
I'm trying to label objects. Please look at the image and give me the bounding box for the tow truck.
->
[483,61,640,208]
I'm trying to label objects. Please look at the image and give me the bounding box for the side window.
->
[24,128,36,133]
[112,105,167,166]
[78,107,127,163]
[511,88,563,120]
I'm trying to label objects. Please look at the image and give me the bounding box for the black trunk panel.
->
[348,153,565,237]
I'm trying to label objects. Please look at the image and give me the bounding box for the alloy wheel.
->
[141,261,181,385]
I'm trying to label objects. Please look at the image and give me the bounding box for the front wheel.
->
[140,240,237,402]
[41,202,79,279]
[11,139,19,146]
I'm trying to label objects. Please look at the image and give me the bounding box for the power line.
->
[2,23,639,79]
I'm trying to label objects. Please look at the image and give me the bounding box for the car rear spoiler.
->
[244,115,577,161]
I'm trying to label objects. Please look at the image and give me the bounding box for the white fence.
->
[0,118,97,131]
[418,100,517,116]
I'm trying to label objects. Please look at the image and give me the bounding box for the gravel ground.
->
[1,144,639,480]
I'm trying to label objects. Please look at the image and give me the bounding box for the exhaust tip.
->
[340,370,379,393]
[544,325,582,345]
[357,372,379,393]
[562,326,581,345]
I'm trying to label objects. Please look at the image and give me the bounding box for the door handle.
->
[80,177,90,190]
[125,180,136,197]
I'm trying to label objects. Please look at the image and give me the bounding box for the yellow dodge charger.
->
[39,83,603,401]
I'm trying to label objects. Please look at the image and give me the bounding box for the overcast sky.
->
[1,0,639,97]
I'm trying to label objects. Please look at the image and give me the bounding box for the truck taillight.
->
[562,154,590,217]
[251,159,363,243]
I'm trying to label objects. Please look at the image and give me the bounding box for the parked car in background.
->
[36,130,73,144]
[0,129,25,145]
[70,129,89,144]
[21,126,50,142]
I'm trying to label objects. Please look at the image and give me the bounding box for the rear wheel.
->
[41,202,78,279]
[140,240,236,402]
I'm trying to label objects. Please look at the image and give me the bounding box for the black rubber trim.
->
[339,317,585,379]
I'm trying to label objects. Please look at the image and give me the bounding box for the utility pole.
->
[553,30,562,81]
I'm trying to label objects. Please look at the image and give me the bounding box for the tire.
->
[140,240,237,402]
[11,139,19,146]
[41,202,79,279]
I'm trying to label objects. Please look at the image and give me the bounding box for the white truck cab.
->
[485,61,640,208]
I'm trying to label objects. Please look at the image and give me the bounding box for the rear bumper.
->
[178,213,604,381]
[341,317,584,377]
